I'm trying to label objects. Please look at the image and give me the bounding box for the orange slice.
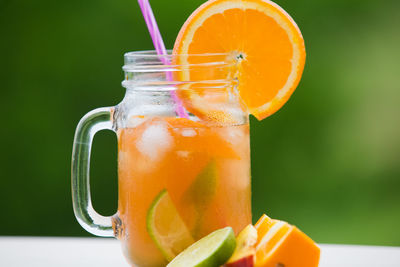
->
[165,117,239,159]
[254,214,320,267]
[173,0,306,120]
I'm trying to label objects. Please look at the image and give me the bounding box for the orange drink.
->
[117,117,251,266]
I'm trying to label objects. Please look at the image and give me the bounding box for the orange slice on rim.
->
[173,0,306,120]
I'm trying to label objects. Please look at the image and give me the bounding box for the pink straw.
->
[138,0,189,118]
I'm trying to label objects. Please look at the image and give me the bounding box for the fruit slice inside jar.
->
[173,0,306,121]
[147,189,195,262]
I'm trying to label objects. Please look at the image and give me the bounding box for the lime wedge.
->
[186,159,217,207]
[147,189,195,261]
[183,159,218,238]
[167,227,236,267]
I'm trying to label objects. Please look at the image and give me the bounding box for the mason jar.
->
[72,51,251,266]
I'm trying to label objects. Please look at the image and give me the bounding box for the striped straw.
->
[137,0,189,118]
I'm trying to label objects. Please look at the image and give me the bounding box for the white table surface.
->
[0,237,399,266]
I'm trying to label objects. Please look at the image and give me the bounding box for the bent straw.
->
[137,0,189,118]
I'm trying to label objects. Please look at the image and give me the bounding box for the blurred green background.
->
[1,0,399,246]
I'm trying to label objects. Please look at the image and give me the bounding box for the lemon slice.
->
[167,227,236,267]
[147,189,195,261]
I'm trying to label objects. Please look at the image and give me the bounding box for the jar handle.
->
[71,107,115,237]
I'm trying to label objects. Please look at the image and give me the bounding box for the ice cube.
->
[181,129,197,137]
[126,116,145,128]
[136,122,173,161]
[224,126,244,145]
[176,151,190,158]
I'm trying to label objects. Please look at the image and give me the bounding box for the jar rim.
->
[123,50,236,72]
[122,50,237,91]
[124,50,230,58]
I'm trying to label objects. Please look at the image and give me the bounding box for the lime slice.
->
[167,227,236,267]
[147,189,195,261]
[183,159,218,238]
[186,159,217,207]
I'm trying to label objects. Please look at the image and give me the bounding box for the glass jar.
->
[72,51,251,266]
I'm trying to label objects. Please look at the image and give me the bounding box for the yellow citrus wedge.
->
[173,0,306,120]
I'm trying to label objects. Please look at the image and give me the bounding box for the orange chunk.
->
[254,214,320,267]
[254,214,275,244]
[165,117,239,159]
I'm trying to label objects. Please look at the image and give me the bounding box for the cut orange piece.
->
[165,117,239,159]
[254,214,320,267]
[173,0,306,120]
[254,214,275,244]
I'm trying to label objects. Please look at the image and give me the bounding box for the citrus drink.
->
[116,116,251,266]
